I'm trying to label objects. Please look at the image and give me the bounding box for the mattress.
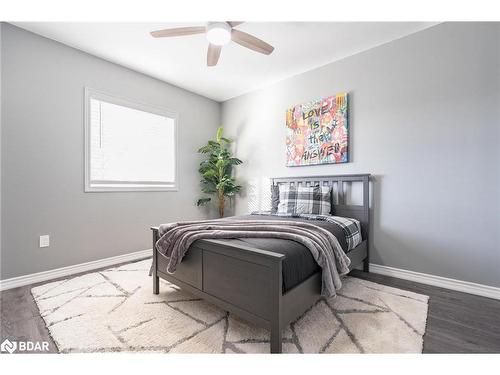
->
[220,214,361,292]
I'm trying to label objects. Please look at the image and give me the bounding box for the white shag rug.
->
[32,259,428,353]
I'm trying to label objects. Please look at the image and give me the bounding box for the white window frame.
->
[84,87,179,192]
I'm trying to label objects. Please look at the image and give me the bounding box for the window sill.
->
[85,185,178,193]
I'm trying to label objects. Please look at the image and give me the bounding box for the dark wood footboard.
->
[152,228,286,353]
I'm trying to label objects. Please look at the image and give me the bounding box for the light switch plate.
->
[39,235,50,248]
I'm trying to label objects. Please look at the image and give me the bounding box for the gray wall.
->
[222,23,500,287]
[1,23,220,279]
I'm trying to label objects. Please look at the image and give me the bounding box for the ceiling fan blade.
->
[207,44,222,66]
[231,29,274,55]
[227,21,244,28]
[150,26,206,38]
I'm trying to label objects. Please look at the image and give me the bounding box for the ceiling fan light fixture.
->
[206,22,231,46]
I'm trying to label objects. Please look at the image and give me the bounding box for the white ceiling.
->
[14,22,437,102]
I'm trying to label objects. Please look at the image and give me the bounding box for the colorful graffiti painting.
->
[285,93,348,166]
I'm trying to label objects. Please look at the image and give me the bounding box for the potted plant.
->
[196,127,242,217]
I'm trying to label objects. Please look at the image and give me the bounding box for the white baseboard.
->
[369,263,500,300]
[2,251,498,300]
[0,249,152,291]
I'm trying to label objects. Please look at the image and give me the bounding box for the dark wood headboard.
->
[271,174,371,241]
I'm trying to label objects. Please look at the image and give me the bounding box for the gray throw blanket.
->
[156,219,351,297]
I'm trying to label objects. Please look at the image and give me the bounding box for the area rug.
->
[32,259,428,353]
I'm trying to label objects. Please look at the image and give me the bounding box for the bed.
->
[151,174,370,353]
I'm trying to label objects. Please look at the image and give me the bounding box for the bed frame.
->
[151,174,370,353]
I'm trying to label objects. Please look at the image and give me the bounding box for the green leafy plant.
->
[196,127,242,217]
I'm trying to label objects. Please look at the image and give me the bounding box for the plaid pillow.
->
[277,185,331,215]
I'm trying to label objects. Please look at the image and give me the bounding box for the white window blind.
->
[85,89,177,192]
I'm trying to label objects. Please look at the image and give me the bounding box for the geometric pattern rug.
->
[31,259,428,353]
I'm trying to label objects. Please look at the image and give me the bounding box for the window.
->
[84,88,177,192]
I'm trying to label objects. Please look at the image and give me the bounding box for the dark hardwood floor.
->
[1,261,499,353]
[350,270,500,353]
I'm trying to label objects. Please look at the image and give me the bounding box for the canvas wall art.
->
[285,93,348,166]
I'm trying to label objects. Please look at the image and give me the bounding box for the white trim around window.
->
[84,87,179,192]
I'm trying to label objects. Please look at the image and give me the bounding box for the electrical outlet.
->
[39,235,50,248]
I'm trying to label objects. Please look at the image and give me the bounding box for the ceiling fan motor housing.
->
[206,22,232,45]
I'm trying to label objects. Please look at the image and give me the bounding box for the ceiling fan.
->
[150,22,274,67]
